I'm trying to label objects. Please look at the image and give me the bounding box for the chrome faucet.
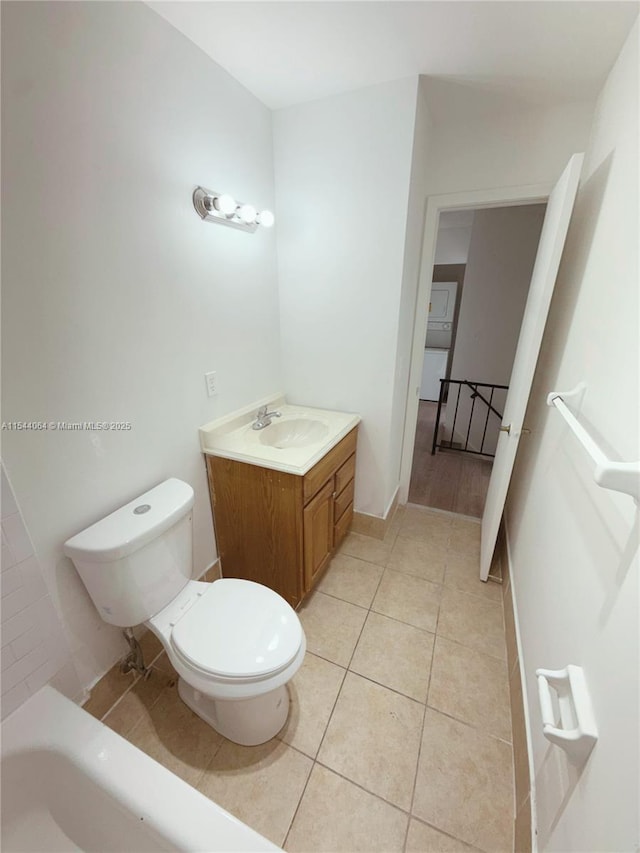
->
[252,405,282,430]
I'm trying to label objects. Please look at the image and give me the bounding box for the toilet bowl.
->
[63,478,306,745]
[147,576,306,744]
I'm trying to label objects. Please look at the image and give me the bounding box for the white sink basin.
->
[259,418,329,449]
[200,398,360,475]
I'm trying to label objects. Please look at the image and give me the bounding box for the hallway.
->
[408,402,493,517]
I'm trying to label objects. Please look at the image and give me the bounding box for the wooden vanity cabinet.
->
[205,426,358,609]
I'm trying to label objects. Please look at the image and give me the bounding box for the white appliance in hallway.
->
[420,348,449,401]
[420,280,457,401]
[427,281,457,329]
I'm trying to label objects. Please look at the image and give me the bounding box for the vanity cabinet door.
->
[303,478,334,593]
[303,429,357,503]
[205,425,358,608]
[333,478,355,549]
[206,456,304,608]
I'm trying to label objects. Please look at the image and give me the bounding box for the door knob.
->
[499,424,511,435]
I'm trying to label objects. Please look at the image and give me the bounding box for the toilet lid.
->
[170,578,303,679]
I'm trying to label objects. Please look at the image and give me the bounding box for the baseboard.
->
[352,489,400,541]
[405,502,480,524]
[503,515,537,853]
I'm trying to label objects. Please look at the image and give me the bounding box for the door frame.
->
[398,182,552,504]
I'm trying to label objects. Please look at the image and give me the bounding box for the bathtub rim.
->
[1,684,280,852]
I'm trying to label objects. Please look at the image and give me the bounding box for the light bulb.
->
[238,204,257,224]
[214,194,236,216]
[258,209,275,228]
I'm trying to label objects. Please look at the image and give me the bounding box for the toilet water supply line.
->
[120,628,152,678]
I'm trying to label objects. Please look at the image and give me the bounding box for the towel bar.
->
[547,385,640,502]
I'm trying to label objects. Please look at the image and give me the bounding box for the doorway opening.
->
[400,192,549,518]
[400,157,583,580]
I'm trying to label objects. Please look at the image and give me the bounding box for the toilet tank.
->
[63,478,195,627]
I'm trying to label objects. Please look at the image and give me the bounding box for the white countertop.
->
[199,394,360,476]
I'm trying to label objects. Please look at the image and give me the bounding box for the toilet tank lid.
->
[63,478,194,563]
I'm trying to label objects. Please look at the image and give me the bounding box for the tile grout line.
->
[403,695,429,852]
[97,646,166,722]
[280,691,499,847]
[429,548,514,744]
[281,661,349,850]
[347,668,429,706]
[313,757,413,816]
[423,642,513,745]
[363,606,438,635]
[340,536,425,696]
[432,627,507,662]
[306,752,496,853]
[312,530,513,735]
[292,520,505,849]
[311,587,376,613]
[285,532,406,850]
[410,815,486,851]
[421,704,515,748]
[88,515,512,853]
[279,537,380,851]
[405,529,514,851]
[405,562,442,844]
[95,673,138,722]
[101,658,178,757]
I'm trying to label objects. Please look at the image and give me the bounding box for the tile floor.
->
[86,506,514,852]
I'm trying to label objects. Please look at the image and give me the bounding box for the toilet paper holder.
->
[536,665,598,765]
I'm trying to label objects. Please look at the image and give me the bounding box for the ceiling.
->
[147,1,638,111]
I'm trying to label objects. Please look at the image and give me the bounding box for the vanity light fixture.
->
[257,209,275,228]
[192,186,274,232]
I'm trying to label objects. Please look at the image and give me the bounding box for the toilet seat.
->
[64,474,307,745]
[168,578,302,681]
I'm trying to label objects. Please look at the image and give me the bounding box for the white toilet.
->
[63,477,306,746]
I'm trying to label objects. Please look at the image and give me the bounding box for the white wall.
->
[399,80,596,502]
[424,84,596,197]
[1,1,621,725]
[446,205,546,454]
[1,1,282,690]
[274,77,595,518]
[434,226,473,265]
[505,20,638,852]
[388,78,434,510]
[1,463,83,717]
[273,77,420,517]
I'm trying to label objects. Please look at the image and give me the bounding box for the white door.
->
[480,153,584,580]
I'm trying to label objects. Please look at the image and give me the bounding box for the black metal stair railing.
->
[431,379,509,458]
